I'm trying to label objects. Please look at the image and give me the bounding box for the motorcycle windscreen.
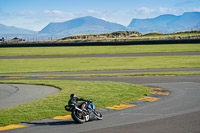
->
[88,103,95,110]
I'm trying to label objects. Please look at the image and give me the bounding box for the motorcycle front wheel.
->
[71,110,85,123]
[95,111,103,120]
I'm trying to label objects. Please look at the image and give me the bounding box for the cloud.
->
[52,10,63,14]
[18,10,37,17]
[42,10,74,23]
[87,10,96,14]
[159,7,169,14]
[159,7,177,14]
[137,7,156,14]
[43,10,73,18]
[87,9,103,16]
[193,8,200,12]
[44,10,51,14]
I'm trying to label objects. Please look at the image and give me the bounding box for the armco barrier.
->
[0,39,200,47]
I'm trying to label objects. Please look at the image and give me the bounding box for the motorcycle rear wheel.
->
[71,110,85,123]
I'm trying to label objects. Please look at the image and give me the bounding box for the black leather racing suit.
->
[68,97,88,108]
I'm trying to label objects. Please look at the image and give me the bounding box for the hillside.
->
[128,12,200,33]
[39,16,132,36]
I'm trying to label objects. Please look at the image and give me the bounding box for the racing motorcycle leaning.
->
[65,100,103,123]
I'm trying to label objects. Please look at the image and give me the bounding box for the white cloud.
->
[52,10,63,14]
[137,7,156,14]
[193,8,200,12]
[88,10,96,13]
[159,7,177,14]
[159,7,169,14]
[44,10,51,14]
[17,10,37,17]
[87,9,103,16]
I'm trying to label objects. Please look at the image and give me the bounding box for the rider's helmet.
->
[70,93,76,99]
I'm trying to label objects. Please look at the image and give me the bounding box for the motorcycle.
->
[65,101,103,123]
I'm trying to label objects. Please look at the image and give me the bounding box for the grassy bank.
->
[0,80,151,126]
[0,55,199,74]
[0,44,200,56]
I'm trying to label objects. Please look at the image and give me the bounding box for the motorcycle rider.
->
[66,93,103,122]
[68,94,91,110]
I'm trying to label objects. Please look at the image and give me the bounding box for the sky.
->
[0,0,200,31]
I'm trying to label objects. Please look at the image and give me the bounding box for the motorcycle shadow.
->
[24,119,75,126]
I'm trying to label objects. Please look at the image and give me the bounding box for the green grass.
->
[0,80,151,126]
[0,44,200,56]
[0,55,200,74]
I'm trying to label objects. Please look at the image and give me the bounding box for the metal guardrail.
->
[1,39,200,47]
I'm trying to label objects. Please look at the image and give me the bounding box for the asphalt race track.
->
[0,84,59,109]
[1,52,200,133]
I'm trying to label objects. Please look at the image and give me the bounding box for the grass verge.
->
[0,80,151,126]
[0,44,200,56]
[0,55,200,73]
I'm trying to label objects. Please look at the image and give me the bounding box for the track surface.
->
[1,51,200,133]
[0,84,59,109]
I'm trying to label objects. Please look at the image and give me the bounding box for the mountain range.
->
[0,12,200,40]
[39,16,131,35]
[128,12,200,33]
[0,24,36,35]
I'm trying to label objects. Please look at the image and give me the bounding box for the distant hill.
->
[0,24,37,34]
[128,12,200,33]
[39,16,132,36]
